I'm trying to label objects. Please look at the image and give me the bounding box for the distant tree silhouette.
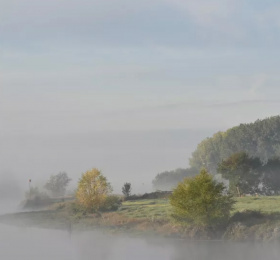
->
[122,182,132,197]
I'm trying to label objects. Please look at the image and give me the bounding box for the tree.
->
[76,168,112,212]
[189,116,280,173]
[122,182,131,197]
[217,152,262,196]
[152,168,197,191]
[261,158,280,195]
[44,172,71,197]
[169,169,235,227]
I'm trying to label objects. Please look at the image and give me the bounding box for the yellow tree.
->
[76,168,112,212]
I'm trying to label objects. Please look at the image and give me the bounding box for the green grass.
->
[234,196,280,213]
[119,196,280,220]
[119,199,171,220]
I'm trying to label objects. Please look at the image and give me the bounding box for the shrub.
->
[23,187,51,209]
[99,195,122,212]
[170,168,235,227]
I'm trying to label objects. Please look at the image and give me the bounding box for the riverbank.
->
[1,196,280,241]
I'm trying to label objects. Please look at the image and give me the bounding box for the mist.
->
[2,0,280,258]
[0,129,214,195]
[1,224,280,260]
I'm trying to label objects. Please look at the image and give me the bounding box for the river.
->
[0,223,280,260]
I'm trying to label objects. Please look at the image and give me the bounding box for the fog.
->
[0,129,214,195]
[1,223,280,260]
[2,0,280,258]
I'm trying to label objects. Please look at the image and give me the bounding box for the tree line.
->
[190,115,280,173]
[153,116,280,194]
[218,152,280,196]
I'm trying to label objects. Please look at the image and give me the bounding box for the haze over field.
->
[2,0,280,195]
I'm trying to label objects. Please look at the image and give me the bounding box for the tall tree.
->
[190,116,280,173]
[217,152,262,196]
[262,158,280,195]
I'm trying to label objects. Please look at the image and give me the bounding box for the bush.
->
[25,187,49,200]
[99,195,122,212]
[125,191,171,201]
[170,169,235,227]
[23,187,51,209]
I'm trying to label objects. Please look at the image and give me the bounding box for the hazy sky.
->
[1,0,280,193]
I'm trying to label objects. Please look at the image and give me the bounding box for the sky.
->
[1,0,280,194]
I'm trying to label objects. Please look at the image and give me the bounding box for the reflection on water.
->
[0,224,280,260]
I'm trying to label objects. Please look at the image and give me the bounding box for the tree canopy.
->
[169,169,235,227]
[217,152,262,196]
[217,152,280,195]
[262,158,280,195]
[189,116,280,173]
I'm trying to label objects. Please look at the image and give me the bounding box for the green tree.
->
[217,152,262,196]
[262,158,280,195]
[76,168,112,212]
[190,116,280,173]
[44,172,71,197]
[122,182,132,197]
[169,169,235,227]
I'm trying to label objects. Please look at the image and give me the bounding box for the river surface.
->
[1,223,280,260]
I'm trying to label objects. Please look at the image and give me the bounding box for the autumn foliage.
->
[76,168,112,212]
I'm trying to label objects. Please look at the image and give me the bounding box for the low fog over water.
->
[1,223,280,260]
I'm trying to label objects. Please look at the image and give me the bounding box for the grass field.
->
[119,196,280,220]
[119,199,171,220]
[234,196,280,213]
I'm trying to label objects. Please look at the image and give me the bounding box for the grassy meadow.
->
[233,196,280,213]
[118,196,280,221]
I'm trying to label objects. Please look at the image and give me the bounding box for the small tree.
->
[122,182,131,197]
[76,168,112,212]
[44,172,71,197]
[170,169,235,227]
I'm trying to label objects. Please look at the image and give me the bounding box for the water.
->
[0,223,280,260]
